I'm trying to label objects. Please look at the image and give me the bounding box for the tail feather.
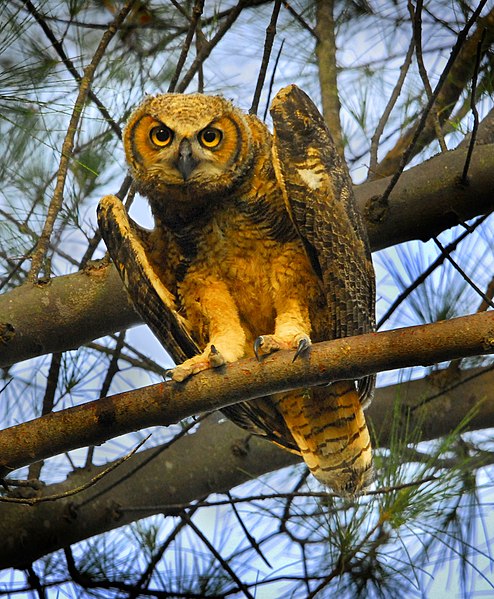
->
[274,381,373,495]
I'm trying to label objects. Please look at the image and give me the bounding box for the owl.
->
[97,85,376,495]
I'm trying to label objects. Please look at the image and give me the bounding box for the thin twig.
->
[433,236,494,309]
[86,341,164,375]
[282,0,318,38]
[85,331,126,468]
[377,213,489,328]
[22,0,122,138]
[28,352,62,480]
[181,510,255,599]
[227,491,272,568]
[409,0,447,152]
[127,503,204,599]
[175,0,246,94]
[378,0,488,207]
[263,39,284,121]
[0,435,151,505]
[27,0,137,282]
[168,0,205,93]
[461,28,486,183]
[368,37,415,178]
[250,0,282,115]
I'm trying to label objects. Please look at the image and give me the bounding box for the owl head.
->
[123,93,257,207]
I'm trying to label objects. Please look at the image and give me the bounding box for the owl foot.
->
[170,345,227,383]
[254,333,311,362]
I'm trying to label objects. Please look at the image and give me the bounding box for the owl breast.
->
[175,207,321,353]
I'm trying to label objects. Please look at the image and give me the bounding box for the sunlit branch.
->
[0,311,493,476]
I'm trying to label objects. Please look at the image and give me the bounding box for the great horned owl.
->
[97,85,376,495]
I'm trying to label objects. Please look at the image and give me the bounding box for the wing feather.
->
[97,195,198,363]
[270,85,376,405]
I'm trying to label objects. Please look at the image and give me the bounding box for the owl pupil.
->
[156,128,169,142]
[203,130,216,142]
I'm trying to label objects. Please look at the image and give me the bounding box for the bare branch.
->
[0,311,493,476]
[167,0,205,93]
[250,0,282,115]
[315,0,344,156]
[368,37,414,179]
[461,27,486,183]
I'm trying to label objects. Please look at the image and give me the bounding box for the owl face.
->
[123,94,255,203]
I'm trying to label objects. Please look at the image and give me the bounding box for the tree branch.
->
[1,142,493,368]
[2,364,494,569]
[1,311,493,476]
[357,143,494,251]
[372,5,494,179]
[0,262,139,369]
[315,0,344,156]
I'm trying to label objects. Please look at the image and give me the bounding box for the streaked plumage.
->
[97,85,376,494]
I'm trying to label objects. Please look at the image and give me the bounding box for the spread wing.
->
[269,84,376,405]
[97,194,198,364]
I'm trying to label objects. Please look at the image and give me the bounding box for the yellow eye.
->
[199,127,222,148]
[149,125,173,147]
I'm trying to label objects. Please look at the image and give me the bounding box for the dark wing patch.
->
[270,85,376,405]
[222,397,300,454]
[97,195,199,363]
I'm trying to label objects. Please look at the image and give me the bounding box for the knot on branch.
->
[365,194,389,224]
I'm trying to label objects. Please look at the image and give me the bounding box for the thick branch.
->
[1,364,494,568]
[1,311,493,475]
[0,262,139,368]
[1,143,493,368]
[357,143,494,251]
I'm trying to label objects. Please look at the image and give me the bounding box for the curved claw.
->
[253,336,264,362]
[293,336,311,362]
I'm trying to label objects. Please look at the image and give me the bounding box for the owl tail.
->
[273,381,373,495]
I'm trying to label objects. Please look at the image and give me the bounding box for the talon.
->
[209,345,226,368]
[253,336,264,361]
[293,336,311,362]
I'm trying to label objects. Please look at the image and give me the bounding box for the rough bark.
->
[356,143,494,251]
[1,143,493,369]
[1,311,493,476]
[2,364,493,569]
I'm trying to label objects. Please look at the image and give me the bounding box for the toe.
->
[209,345,226,368]
[253,336,264,361]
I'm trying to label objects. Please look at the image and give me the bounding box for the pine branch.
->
[1,310,493,476]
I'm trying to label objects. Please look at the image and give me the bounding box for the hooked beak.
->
[176,138,198,180]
